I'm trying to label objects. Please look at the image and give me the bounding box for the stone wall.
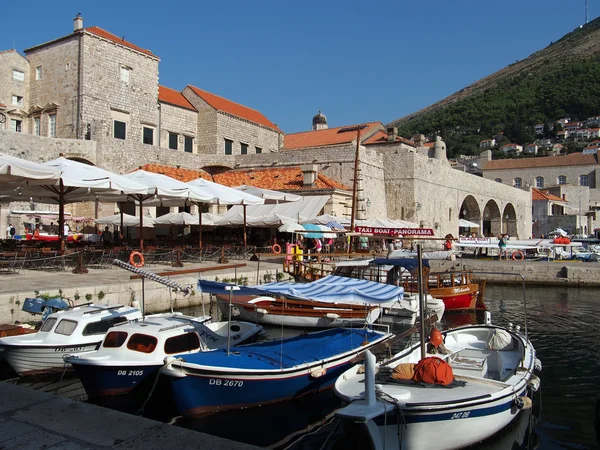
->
[0,51,30,132]
[483,162,598,190]
[158,102,197,152]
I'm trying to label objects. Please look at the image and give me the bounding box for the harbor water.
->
[173,284,599,449]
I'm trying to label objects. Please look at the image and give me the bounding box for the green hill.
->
[387,18,600,157]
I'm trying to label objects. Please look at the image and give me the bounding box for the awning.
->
[459,219,480,228]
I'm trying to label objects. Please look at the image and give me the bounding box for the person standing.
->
[6,224,15,240]
[33,224,41,239]
[63,223,70,237]
[498,234,508,260]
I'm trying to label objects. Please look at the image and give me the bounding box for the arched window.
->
[580,175,588,186]
[535,177,544,188]
[513,177,522,188]
[558,175,567,185]
[495,178,502,183]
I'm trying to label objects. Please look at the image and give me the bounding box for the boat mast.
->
[349,125,361,251]
[417,244,426,359]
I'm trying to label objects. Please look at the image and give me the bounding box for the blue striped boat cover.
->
[251,275,403,305]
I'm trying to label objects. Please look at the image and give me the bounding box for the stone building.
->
[0,14,532,239]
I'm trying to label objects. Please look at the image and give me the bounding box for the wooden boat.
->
[0,304,142,376]
[67,312,263,397]
[217,294,381,328]
[161,326,393,416]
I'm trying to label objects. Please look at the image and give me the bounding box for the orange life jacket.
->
[412,356,454,386]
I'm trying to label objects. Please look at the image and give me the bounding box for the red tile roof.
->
[0,49,17,56]
[138,164,211,182]
[158,86,196,111]
[187,85,281,132]
[422,142,435,148]
[532,188,565,202]
[212,167,351,192]
[0,103,6,108]
[283,122,382,150]
[85,27,156,57]
[485,152,598,170]
[362,130,416,147]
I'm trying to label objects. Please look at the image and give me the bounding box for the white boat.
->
[0,304,142,376]
[66,312,263,397]
[334,321,542,450]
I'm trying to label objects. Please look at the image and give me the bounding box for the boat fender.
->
[534,358,543,373]
[256,308,268,314]
[528,374,541,392]
[325,313,340,320]
[310,368,327,378]
[514,396,532,410]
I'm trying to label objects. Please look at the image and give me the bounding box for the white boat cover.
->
[251,275,404,305]
[234,185,302,202]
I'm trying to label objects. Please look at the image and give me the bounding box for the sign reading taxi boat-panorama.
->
[354,226,435,237]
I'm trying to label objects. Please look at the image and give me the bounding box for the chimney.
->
[300,164,318,186]
[74,13,83,32]
[386,127,398,142]
[412,134,425,147]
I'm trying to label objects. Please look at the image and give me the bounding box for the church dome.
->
[312,111,328,130]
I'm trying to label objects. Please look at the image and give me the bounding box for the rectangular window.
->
[11,95,23,107]
[48,114,56,137]
[169,132,178,150]
[184,136,193,153]
[114,120,126,140]
[12,69,25,81]
[35,65,43,80]
[255,146,262,154]
[120,66,130,83]
[143,127,154,145]
[10,119,22,133]
[224,138,233,155]
[34,117,40,136]
[241,143,248,155]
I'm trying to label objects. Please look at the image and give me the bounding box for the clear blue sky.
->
[3,1,596,134]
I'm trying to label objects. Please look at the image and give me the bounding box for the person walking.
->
[498,234,508,260]
[6,224,15,240]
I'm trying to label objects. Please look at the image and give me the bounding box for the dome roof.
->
[312,111,327,126]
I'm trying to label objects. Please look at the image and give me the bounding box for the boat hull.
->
[432,285,480,311]
[71,361,160,397]
[0,343,99,376]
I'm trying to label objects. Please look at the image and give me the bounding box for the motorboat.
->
[334,257,483,311]
[204,276,443,328]
[161,325,393,416]
[0,304,142,376]
[219,295,381,328]
[333,251,542,450]
[66,312,263,397]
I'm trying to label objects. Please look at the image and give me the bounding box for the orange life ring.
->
[272,244,282,254]
[511,250,524,261]
[129,251,145,268]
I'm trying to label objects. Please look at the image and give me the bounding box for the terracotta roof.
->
[484,152,598,170]
[212,167,351,192]
[422,142,435,148]
[0,49,17,55]
[362,130,416,147]
[532,188,566,202]
[187,85,281,132]
[85,26,156,57]
[283,122,382,150]
[158,86,196,111]
[0,103,6,108]
[137,164,211,182]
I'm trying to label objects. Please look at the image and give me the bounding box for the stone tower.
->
[312,111,328,131]
[433,136,449,165]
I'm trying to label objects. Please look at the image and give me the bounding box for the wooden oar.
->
[352,314,438,363]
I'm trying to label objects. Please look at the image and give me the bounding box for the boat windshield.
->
[127,333,158,354]
[165,332,201,355]
[39,317,57,332]
[54,319,78,336]
[82,317,128,336]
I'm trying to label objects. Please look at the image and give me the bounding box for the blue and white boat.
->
[334,320,542,450]
[66,313,263,397]
[161,326,393,416]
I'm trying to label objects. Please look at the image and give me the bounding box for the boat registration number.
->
[450,411,471,419]
[117,370,144,376]
[209,379,244,387]
[54,347,87,352]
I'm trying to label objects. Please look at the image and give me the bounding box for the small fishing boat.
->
[66,313,263,397]
[0,304,142,376]
[161,325,393,416]
[333,253,542,450]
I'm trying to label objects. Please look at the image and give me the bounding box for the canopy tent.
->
[186,178,264,248]
[95,213,155,228]
[300,223,337,239]
[278,222,305,233]
[0,157,149,250]
[214,195,330,227]
[233,185,302,203]
[0,153,61,184]
[459,219,480,228]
